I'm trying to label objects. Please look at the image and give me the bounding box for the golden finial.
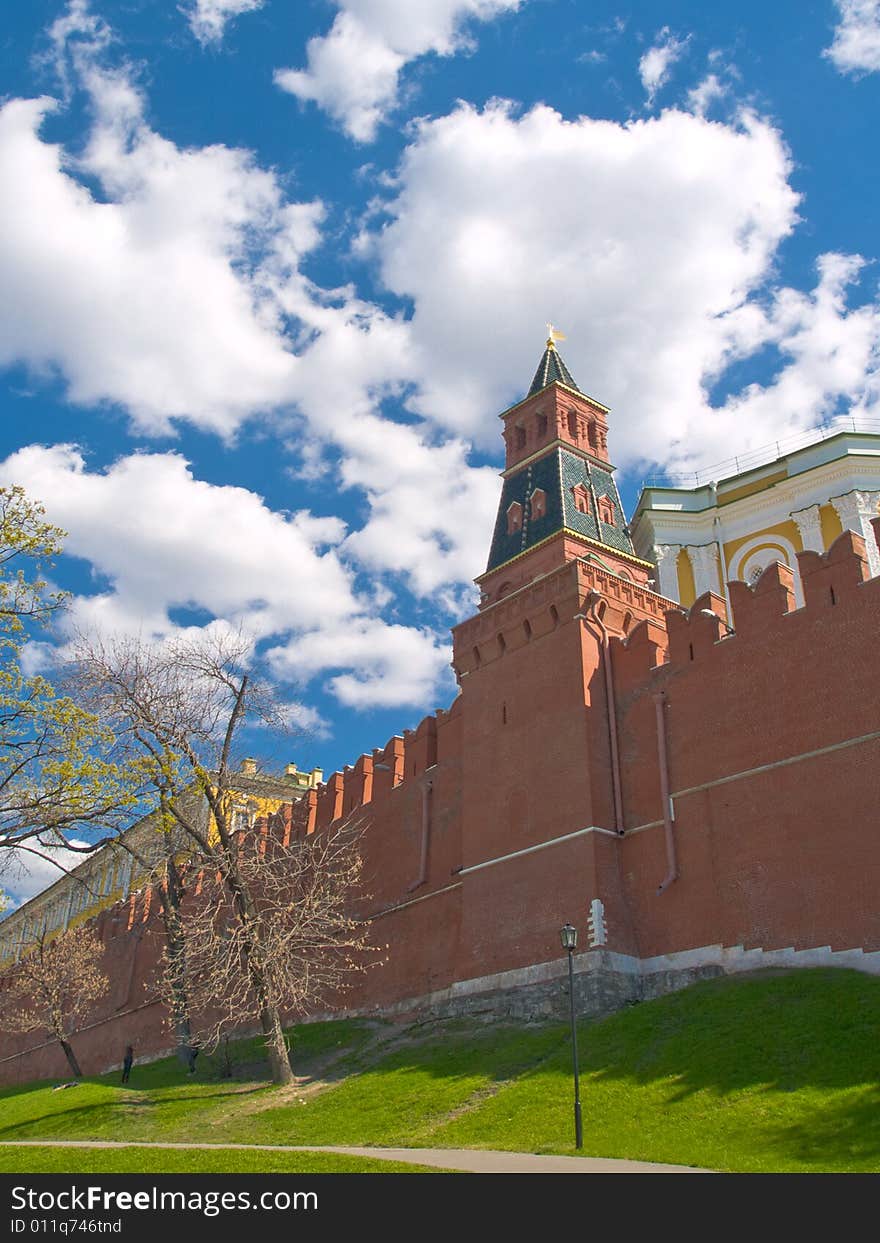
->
[546,322,566,349]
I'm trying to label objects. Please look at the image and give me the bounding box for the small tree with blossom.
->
[0,924,109,1078]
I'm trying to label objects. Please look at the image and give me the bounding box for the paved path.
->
[0,1140,709,1173]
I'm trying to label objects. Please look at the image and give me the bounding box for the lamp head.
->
[560,923,578,950]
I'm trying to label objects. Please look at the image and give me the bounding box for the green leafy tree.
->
[0,486,134,875]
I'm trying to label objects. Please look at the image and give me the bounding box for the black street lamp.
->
[560,923,583,1149]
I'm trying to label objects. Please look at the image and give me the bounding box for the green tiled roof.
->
[486,447,635,573]
[527,344,581,397]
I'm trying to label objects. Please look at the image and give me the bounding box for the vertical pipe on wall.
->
[654,691,679,894]
[578,593,624,836]
[408,775,434,892]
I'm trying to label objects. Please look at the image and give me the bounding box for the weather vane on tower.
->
[546,322,566,349]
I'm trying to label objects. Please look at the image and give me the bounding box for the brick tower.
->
[449,335,675,979]
[477,329,655,612]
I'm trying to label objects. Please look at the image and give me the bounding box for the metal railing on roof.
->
[641,416,880,490]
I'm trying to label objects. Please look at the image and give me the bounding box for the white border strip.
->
[459,824,618,876]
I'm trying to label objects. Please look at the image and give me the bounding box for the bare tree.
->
[161,816,375,1065]
[71,628,372,1086]
[0,925,110,1078]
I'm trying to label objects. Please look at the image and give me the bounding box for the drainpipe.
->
[576,591,624,836]
[407,774,434,891]
[654,691,678,894]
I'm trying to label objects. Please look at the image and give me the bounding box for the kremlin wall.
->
[1,338,879,1084]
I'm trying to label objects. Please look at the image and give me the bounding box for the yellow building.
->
[0,760,322,968]
[631,423,880,614]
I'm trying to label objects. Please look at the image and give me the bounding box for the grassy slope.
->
[0,1147,438,1174]
[1,969,878,1173]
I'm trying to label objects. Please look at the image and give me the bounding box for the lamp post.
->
[560,923,583,1149]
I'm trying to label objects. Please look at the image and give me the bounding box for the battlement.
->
[610,526,879,688]
[453,557,675,678]
[289,706,456,840]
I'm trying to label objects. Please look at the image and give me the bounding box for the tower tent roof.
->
[527,339,581,398]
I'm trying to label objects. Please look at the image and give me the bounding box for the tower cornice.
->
[498,380,610,422]
[500,438,617,480]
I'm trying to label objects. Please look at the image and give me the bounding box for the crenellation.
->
[314,771,345,829]
[404,715,438,780]
[797,528,870,609]
[611,617,669,690]
[728,561,796,634]
[342,755,374,818]
[664,592,727,667]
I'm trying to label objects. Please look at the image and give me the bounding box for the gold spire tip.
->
[545,322,566,349]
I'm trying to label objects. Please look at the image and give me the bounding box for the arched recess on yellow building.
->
[728,532,803,606]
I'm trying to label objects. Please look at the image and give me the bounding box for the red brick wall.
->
[2,529,878,1084]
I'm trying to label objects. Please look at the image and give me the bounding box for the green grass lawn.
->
[0,1146,439,1174]
[1,969,878,1173]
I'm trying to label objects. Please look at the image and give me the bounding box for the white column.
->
[830,490,880,579]
[653,544,682,600]
[686,544,721,596]
[791,504,824,554]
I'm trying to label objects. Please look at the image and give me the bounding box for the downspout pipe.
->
[576,592,624,836]
[654,690,679,894]
[407,774,434,892]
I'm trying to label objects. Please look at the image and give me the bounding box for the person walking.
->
[121,1044,133,1084]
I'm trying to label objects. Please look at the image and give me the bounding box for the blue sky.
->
[1,1,879,900]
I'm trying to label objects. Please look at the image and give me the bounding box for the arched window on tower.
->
[530,488,547,520]
[515,425,527,451]
[567,410,578,440]
[587,422,599,452]
[506,501,524,535]
[536,413,548,438]
[571,483,591,514]
[597,494,616,527]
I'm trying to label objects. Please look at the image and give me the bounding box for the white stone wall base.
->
[314,939,880,1026]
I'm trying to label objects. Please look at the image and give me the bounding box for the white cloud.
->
[639,27,690,105]
[274,0,524,142]
[705,253,880,456]
[366,100,880,472]
[0,10,496,606]
[0,840,93,910]
[826,0,880,74]
[44,0,111,99]
[687,73,727,116]
[0,83,314,439]
[337,416,499,595]
[267,617,451,709]
[186,0,264,46]
[0,444,455,712]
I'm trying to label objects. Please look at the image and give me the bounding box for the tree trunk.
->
[59,1038,83,1079]
[226,869,294,1086]
[260,1002,294,1086]
[158,859,197,1069]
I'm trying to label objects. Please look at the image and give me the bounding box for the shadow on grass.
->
[0,1087,268,1142]
[762,1087,880,1170]
[576,969,880,1097]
